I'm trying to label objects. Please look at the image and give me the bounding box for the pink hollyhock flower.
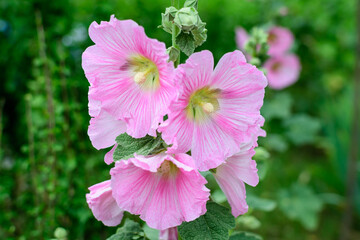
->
[267,26,294,56]
[110,153,210,230]
[82,15,177,138]
[86,180,124,226]
[264,54,301,89]
[212,138,260,217]
[235,27,249,52]
[159,50,267,171]
[159,227,178,240]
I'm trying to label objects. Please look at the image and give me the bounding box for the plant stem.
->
[339,0,360,239]
[171,0,181,67]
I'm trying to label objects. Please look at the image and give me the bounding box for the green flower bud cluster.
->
[244,27,269,66]
[161,0,207,57]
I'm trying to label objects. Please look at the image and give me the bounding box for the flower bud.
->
[174,7,200,32]
[161,6,178,34]
[167,46,180,63]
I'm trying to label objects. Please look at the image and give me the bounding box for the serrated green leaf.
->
[230,232,262,240]
[178,201,235,240]
[113,133,162,161]
[176,32,195,56]
[107,219,146,240]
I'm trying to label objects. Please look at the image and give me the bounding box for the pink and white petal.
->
[82,45,124,84]
[191,121,238,171]
[213,170,248,217]
[159,227,178,240]
[235,27,249,51]
[86,180,124,226]
[179,50,214,91]
[110,155,209,230]
[88,16,139,57]
[104,144,117,165]
[88,110,126,150]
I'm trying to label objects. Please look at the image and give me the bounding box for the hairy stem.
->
[172,0,181,67]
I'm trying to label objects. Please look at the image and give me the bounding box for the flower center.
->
[271,62,282,72]
[157,160,179,177]
[268,32,277,44]
[186,86,221,122]
[121,55,160,91]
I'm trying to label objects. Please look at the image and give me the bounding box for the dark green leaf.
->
[178,201,235,240]
[107,219,146,240]
[176,32,196,56]
[114,133,162,161]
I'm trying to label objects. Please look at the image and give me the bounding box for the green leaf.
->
[178,201,235,240]
[143,224,159,240]
[176,32,195,56]
[277,183,324,230]
[246,195,277,212]
[284,114,321,145]
[113,133,163,161]
[261,92,293,120]
[236,216,261,230]
[107,219,146,240]
[230,232,262,240]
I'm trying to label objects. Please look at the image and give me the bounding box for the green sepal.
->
[176,32,196,56]
[167,46,180,63]
[184,0,198,9]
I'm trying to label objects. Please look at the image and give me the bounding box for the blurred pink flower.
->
[110,153,209,230]
[212,135,261,217]
[235,27,249,51]
[267,26,294,56]
[86,180,124,226]
[159,50,267,171]
[264,54,301,89]
[160,227,178,240]
[82,15,177,138]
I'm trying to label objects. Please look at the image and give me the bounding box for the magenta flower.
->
[212,137,260,217]
[159,50,267,171]
[110,153,209,230]
[82,15,177,138]
[86,180,124,226]
[159,227,178,240]
[267,26,294,56]
[264,54,301,89]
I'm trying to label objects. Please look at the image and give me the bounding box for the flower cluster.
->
[236,26,301,89]
[82,15,267,233]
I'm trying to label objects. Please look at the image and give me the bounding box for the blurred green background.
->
[0,0,359,239]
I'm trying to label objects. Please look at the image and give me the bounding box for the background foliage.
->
[0,0,359,239]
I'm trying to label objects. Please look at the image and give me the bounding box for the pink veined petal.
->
[235,27,249,51]
[104,144,118,165]
[264,54,301,90]
[88,110,126,150]
[267,26,294,56]
[83,15,177,138]
[213,148,259,217]
[86,180,124,226]
[110,153,209,230]
[160,50,267,171]
[159,227,178,240]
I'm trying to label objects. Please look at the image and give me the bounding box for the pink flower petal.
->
[82,15,177,138]
[160,50,267,171]
[264,54,301,89]
[110,153,209,230]
[213,147,259,217]
[267,26,294,56]
[86,180,124,226]
[88,110,126,150]
[235,27,249,51]
[104,144,118,165]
